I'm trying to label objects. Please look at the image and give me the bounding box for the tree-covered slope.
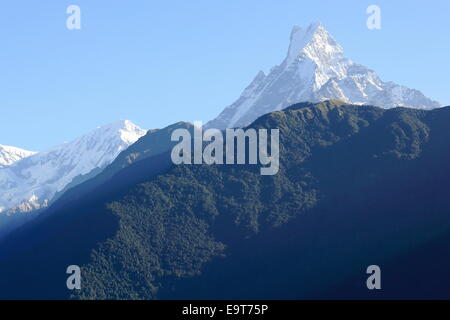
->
[1,100,450,299]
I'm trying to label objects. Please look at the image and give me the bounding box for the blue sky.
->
[0,0,449,150]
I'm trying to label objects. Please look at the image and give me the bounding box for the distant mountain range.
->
[0,120,146,218]
[0,145,35,168]
[207,22,441,129]
[1,22,441,220]
[0,22,447,300]
[2,101,450,299]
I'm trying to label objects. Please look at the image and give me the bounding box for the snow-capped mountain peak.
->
[0,120,146,216]
[118,120,147,145]
[285,22,349,91]
[286,22,343,67]
[206,22,441,129]
[0,145,36,168]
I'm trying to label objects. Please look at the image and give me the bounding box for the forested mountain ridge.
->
[1,100,450,299]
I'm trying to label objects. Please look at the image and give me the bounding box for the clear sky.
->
[0,0,449,150]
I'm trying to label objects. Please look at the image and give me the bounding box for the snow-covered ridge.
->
[0,145,36,168]
[0,120,146,215]
[206,22,441,129]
